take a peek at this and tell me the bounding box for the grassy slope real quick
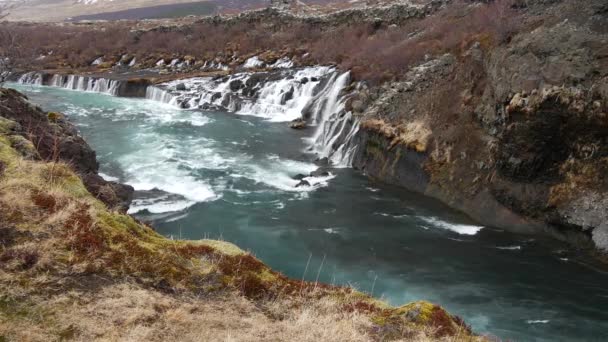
[0,88,481,341]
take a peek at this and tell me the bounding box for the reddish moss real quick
[64,204,104,256]
[175,244,215,259]
[235,272,269,299]
[31,191,57,213]
[218,254,265,276]
[429,305,456,337]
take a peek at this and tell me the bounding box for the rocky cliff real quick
[0,88,133,210]
[348,0,608,255]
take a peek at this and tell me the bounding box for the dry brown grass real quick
[1,282,477,342]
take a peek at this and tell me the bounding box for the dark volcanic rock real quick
[289,118,307,129]
[0,88,134,211]
[310,169,330,177]
[295,179,311,188]
[293,173,307,180]
[229,79,244,92]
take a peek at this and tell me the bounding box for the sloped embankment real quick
[0,88,481,341]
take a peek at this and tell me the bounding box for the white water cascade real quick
[18,72,122,96]
[145,67,361,166]
[18,67,362,167]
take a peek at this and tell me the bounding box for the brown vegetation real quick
[7,0,522,84]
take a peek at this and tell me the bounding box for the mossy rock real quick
[372,301,470,338]
[8,135,38,159]
[47,112,63,122]
[0,117,18,134]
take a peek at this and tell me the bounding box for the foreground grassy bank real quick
[0,88,481,341]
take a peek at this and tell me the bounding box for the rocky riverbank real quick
[0,87,481,341]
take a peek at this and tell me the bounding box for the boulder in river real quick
[310,169,330,177]
[295,179,311,188]
[293,173,307,180]
[289,118,307,130]
[229,79,244,92]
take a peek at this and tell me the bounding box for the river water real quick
[10,83,608,342]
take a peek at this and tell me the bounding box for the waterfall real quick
[17,72,44,85]
[147,67,361,167]
[18,72,121,96]
[18,68,362,167]
[145,86,179,106]
[305,71,361,167]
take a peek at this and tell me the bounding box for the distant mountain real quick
[6,0,360,22]
[6,0,262,22]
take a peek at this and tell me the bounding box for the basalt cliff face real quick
[348,0,608,253]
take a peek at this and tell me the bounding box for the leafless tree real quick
[0,2,20,86]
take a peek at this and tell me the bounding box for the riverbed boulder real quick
[289,118,307,129]
[229,79,244,92]
[295,179,311,188]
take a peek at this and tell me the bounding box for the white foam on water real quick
[495,245,522,251]
[419,216,484,235]
[128,198,196,214]
[526,320,550,325]
[99,172,119,182]
[375,212,410,219]
[243,56,264,68]
[164,213,189,222]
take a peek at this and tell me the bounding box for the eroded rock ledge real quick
[0,88,133,210]
[348,0,608,255]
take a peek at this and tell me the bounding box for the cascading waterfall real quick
[147,67,361,166]
[19,72,121,96]
[17,72,44,85]
[19,68,362,167]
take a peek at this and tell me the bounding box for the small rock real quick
[295,180,311,188]
[175,83,186,91]
[315,157,329,166]
[293,174,307,180]
[229,79,244,92]
[289,118,307,130]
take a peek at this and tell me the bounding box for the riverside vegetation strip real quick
[0,88,481,341]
